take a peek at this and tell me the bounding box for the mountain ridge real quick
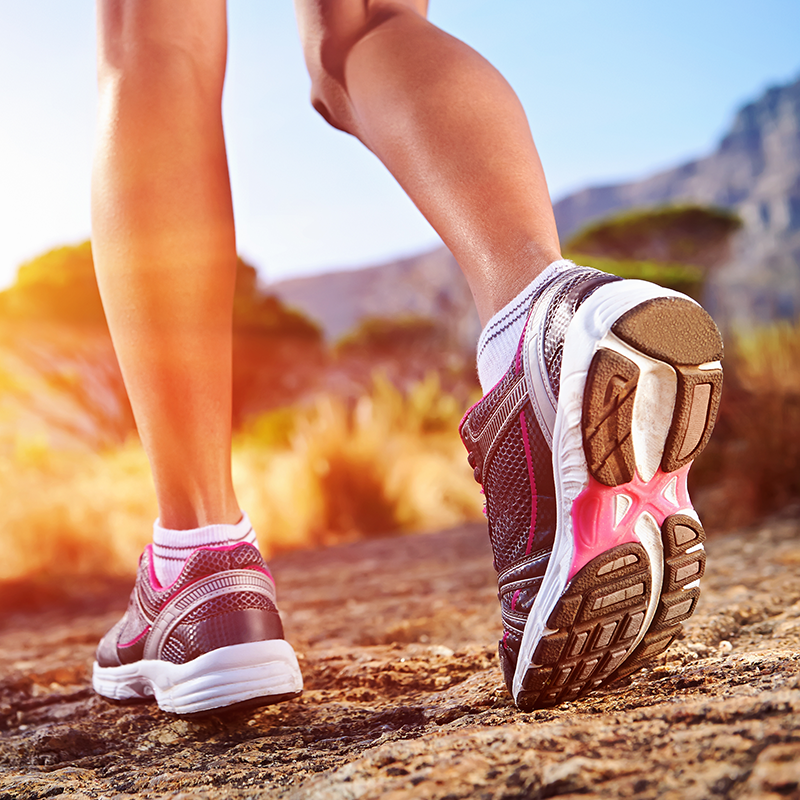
[271,74,800,334]
[270,246,480,352]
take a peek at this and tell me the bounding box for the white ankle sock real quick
[476,259,574,393]
[152,512,258,587]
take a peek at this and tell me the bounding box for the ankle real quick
[156,495,242,531]
[476,259,575,392]
[151,512,258,587]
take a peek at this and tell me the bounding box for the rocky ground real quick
[1,517,799,800]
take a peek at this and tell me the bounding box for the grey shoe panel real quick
[161,608,285,665]
[96,543,284,669]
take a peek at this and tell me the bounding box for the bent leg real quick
[92,0,240,529]
[295,0,561,325]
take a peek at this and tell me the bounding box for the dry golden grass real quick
[0,374,483,581]
[733,321,800,393]
[691,320,800,530]
[6,316,798,583]
[235,374,482,552]
[0,437,156,581]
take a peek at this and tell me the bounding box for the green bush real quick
[563,252,704,299]
[566,204,742,267]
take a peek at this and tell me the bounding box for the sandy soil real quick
[1,517,799,800]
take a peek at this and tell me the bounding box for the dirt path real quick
[1,518,799,800]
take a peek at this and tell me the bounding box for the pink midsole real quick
[569,464,692,581]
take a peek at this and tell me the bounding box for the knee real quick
[96,0,227,104]
[296,0,427,134]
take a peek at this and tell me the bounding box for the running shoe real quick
[93,543,303,715]
[460,265,723,710]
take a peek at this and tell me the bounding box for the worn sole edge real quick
[516,510,706,708]
[517,541,653,708]
[93,639,303,715]
[512,279,690,702]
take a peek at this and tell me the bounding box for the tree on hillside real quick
[336,315,444,357]
[563,205,743,301]
[566,205,742,269]
[233,259,321,340]
[332,315,477,400]
[0,242,106,326]
[231,259,325,425]
[0,242,326,435]
[0,243,323,340]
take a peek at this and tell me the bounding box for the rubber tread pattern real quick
[662,365,723,472]
[611,297,724,365]
[516,543,651,710]
[606,514,706,683]
[582,349,639,486]
[608,297,723,473]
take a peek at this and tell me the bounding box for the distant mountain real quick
[270,247,481,353]
[555,76,800,325]
[273,75,800,335]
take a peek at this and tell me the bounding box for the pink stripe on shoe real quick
[119,625,151,649]
[519,412,538,555]
[514,329,525,374]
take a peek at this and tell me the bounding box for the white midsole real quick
[512,280,690,701]
[93,639,303,715]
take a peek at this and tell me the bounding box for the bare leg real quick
[90,1,305,715]
[295,2,726,717]
[92,0,240,529]
[295,0,562,325]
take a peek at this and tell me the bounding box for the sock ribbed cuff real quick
[476,259,574,393]
[152,512,258,587]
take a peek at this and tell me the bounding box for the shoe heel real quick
[154,640,304,715]
[612,296,724,473]
[662,363,723,472]
[582,296,723,486]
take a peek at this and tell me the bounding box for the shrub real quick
[234,374,483,552]
[566,205,742,268]
[691,321,800,529]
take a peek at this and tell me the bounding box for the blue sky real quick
[0,1,798,289]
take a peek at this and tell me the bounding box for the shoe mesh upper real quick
[542,269,620,398]
[483,414,531,570]
[99,543,281,667]
[468,369,518,434]
[118,595,150,646]
[483,407,555,572]
[181,590,275,624]
[460,266,620,683]
[136,544,269,619]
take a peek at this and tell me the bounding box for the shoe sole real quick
[92,639,303,715]
[513,281,723,709]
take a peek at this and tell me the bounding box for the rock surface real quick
[1,518,799,800]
